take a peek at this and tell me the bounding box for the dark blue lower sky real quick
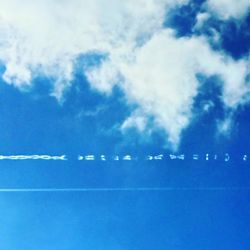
[0,160,250,250]
[1,189,250,250]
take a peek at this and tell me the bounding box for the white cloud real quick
[89,29,249,147]
[0,0,186,96]
[206,0,250,19]
[0,0,249,149]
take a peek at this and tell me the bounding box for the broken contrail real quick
[0,155,67,160]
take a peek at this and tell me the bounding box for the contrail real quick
[0,155,67,160]
[0,187,250,192]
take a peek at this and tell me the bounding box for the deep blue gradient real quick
[0,189,250,250]
[0,160,250,250]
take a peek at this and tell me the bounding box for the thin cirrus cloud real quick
[0,0,249,149]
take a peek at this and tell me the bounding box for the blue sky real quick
[0,0,250,249]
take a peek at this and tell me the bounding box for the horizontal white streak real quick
[0,187,249,192]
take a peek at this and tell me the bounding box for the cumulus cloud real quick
[206,0,250,19]
[0,0,249,149]
[0,0,185,94]
[90,29,249,147]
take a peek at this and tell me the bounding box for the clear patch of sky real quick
[0,190,249,250]
[0,77,127,155]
